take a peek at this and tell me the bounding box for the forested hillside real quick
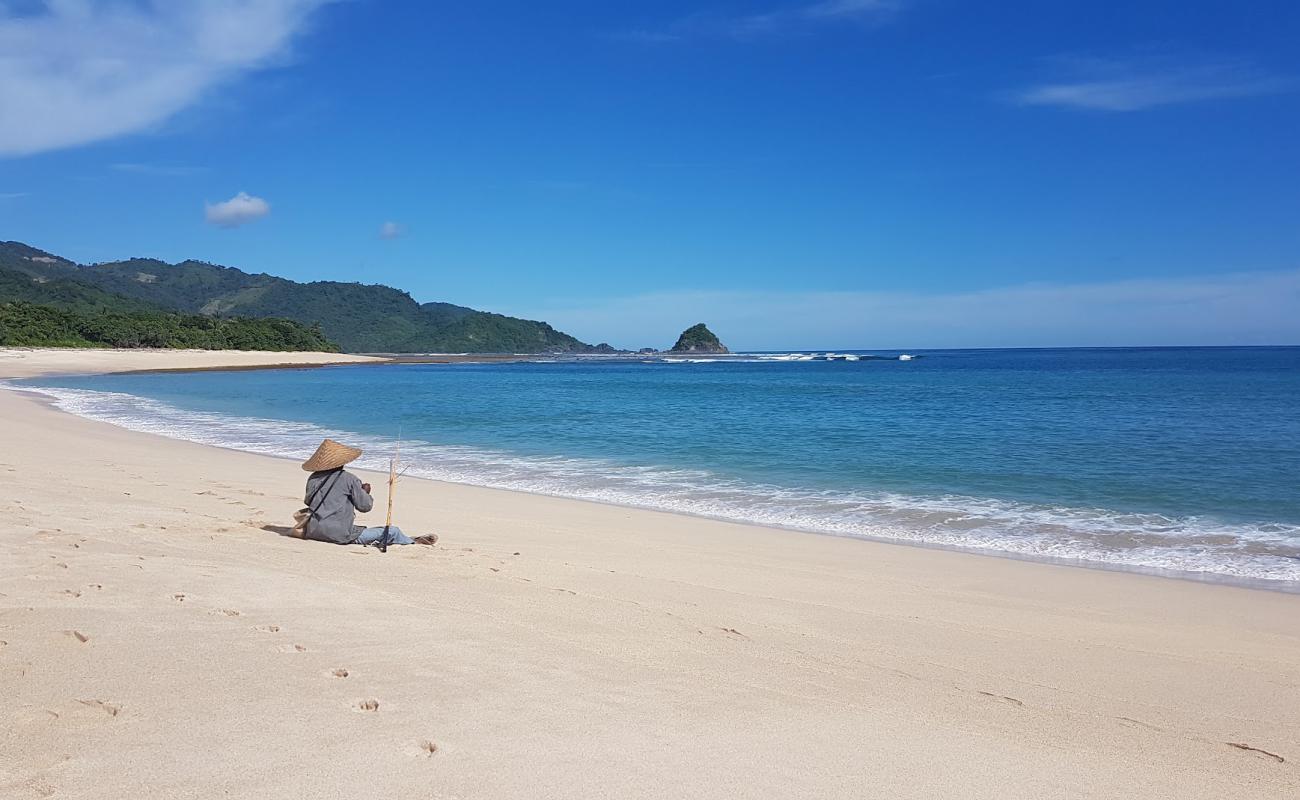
[0,241,602,353]
[0,301,337,351]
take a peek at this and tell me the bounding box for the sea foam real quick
[16,382,1300,586]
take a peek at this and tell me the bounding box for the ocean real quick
[15,347,1300,587]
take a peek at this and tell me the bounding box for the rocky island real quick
[669,323,729,354]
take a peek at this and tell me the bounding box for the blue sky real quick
[1,0,1298,349]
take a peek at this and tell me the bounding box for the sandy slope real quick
[0,350,1297,799]
[0,347,382,379]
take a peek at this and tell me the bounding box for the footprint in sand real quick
[1117,716,1163,732]
[1227,742,1285,763]
[277,643,308,653]
[330,668,349,678]
[417,741,439,757]
[172,593,186,603]
[61,589,82,598]
[977,691,1025,708]
[253,624,281,633]
[354,699,380,712]
[213,609,241,618]
[64,630,89,643]
[77,699,120,718]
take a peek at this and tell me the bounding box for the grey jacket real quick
[303,469,373,544]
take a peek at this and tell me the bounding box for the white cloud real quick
[205,191,270,227]
[0,0,335,157]
[620,0,901,43]
[1012,56,1291,111]
[508,269,1300,351]
[379,221,405,240]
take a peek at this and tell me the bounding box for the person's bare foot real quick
[414,534,438,546]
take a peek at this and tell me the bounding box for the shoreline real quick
[15,377,1300,595]
[9,348,1299,592]
[0,347,389,379]
[2,349,1298,798]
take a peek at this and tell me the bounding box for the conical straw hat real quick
[302,439,362,472]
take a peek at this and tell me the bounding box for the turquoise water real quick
[18,347,1300,585]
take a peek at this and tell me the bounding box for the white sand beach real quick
[1,349,1297,799]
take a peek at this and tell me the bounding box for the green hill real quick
[0,241,79,280]
[0,242,337,351]
[0,241,605,353]
[0,264,161,314]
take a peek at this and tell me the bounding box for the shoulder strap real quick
[307,470,344,516]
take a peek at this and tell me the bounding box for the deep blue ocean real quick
[17,347,1300,586]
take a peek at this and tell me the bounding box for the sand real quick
[1,349,1297,799]
[0,347,383,379]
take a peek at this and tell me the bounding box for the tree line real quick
[0,301,338,351]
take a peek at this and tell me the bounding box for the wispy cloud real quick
[510,269,1300,350]
[0,191,27,200]
[0,1,336,157]
[378,221,405,240]
[619,0,902,43]
[205,191,270,228]
[803,0,900,20]
[110,162,209,177]
[1011,55,1292,111]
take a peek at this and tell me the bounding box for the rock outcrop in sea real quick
[669,323,729,354]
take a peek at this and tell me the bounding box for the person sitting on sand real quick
[299,439,436,546]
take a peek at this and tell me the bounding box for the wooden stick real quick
[378,435,400,552]
[385,437,401,529]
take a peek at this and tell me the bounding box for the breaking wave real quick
[16,382,1300,587]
